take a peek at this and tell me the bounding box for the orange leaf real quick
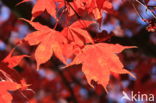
[17,0,57,20]
[22,19,67,70]
[0,81,21,103]
[34,34,54,70]
[61,20,94,46]
[69,43,136,92]
[2,49,28,68]
[31,0,57,20]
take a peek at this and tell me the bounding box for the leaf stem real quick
[53,66,78,103]
[67,2,81,19]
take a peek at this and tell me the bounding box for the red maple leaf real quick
[17,0,57,20]
[2,49,28,68]
[0,81,22,103]
[68,43,136,92]
[31,0,57,20]
[21,19,67,70]
[61,20,94,46]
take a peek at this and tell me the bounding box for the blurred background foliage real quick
[0,0,156,103]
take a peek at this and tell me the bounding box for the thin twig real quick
[135,0,156,19]
[131,0,145,22]
[67,2,81,19]
[53,66,78,103]
[54,9,65,29]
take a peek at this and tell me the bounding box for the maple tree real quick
[0,0,156,103]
